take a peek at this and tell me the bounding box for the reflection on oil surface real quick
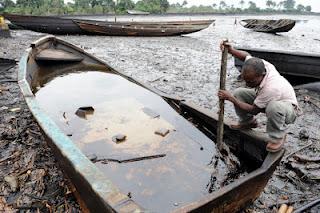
[35,71,230,212]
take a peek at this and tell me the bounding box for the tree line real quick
[0,0,313,15]
[169,0,312,13]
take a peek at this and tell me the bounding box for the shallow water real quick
[35,70,231,212]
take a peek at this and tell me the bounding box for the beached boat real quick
[3,13,88,35]
[73,19,214,36]
[240,19,296,33]
[233,47,320,80]
[19,35,283,212]
[127,10,150,15]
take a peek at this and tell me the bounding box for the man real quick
[218,42,299,152]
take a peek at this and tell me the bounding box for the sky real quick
[172,0,320,12]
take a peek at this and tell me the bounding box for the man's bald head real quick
[242,57,266,76]
[241,57,266,88]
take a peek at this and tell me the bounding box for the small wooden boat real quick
[233,47,320,80]
[73,19,214,36]
[3,13,87,34]
[240,19,295,33]
[19,35,283,212]
[127,10,150,15]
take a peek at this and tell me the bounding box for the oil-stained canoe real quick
[73,19,214,36]
[240,19,295,33]
[19,35,283,212]
[3,13,87,35]
[233,47,320,80]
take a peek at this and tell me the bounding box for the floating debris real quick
[112,133,127,143]
[86,153,98,161]
[155,128,170,137]
[75,106,94,119]
[92,154,166,164]
[142,107,160,118]
[62,112,69,125]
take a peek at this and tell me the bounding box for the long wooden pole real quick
[217,39,228,150]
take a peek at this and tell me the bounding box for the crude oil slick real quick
[35,70,244,212]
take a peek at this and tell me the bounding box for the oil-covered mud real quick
[1,14,320,212]
[0,57,80,210]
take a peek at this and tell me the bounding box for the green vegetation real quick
[0,0,314,15]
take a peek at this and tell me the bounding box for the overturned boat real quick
[240,19,295,33]
[73,19,214,36]
[19,35,283,212]
[233,47,320,80]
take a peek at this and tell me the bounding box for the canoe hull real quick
[3,13,86,35]
[240,19,295,33]
[19,36,283,212]
[74,19,213,36]
[234,47,320,80]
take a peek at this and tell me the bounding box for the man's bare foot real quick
[266,134,286,152]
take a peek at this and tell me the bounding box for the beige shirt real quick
[245,56,298,109]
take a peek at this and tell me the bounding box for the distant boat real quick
[73,19,214,36]
[127,10,150,15]
[240,19,296,33]
[3,13,87,34]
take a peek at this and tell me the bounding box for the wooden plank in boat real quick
[35,49,84,62]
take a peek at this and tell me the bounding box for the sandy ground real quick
[1,14,320,212]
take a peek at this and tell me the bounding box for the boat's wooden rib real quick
[240,19,296,33]
[73,19,213,36]
[19,35,284,212]
[233,47,320,80]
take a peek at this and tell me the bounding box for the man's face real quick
[242,68,264,88]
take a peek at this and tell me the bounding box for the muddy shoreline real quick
[1,14,320,212]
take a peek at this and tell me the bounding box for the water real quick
[35,70,230,212]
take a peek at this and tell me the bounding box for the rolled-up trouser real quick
[233,88,297,139]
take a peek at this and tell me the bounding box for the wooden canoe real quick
[127,10,150,15]
[73,19,214,36]
[3,13,89,35]
[19,35,283,212]
[233,47,320,80]
[240,19,295,33]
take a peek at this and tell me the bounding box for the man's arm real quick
[220,42,250,61]
[218,90,263,115]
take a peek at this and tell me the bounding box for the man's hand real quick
[220,41,233,53]
[218,90,235,102]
